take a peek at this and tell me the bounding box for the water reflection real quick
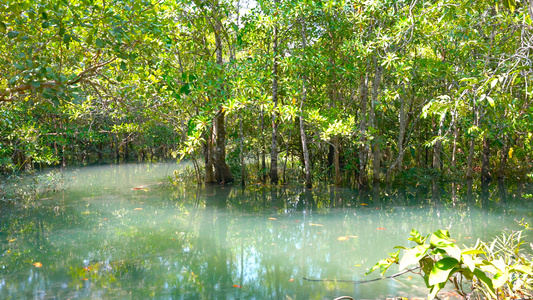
[1,163,532,299]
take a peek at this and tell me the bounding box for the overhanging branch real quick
[0,57,117,103]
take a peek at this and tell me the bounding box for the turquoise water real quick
[1,164,532,299]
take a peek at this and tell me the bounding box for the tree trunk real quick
[211,15,233,184]
[369,57,382,183]
[333,136,341,187]
[498,137,508,181]
[358,70,369,187]
[214,110,234,184]
[466,137,475,180]
[481,136,491,186]
[205,128,216,184]
[467,95,478,180]
[283,128,292,184]
[386,87,409,181]
[261,110,266,183]
[433,117,445,170]
[326,21,341,187]
[299,87,312,189]
[451,112,458,170]
[239,114,245,186]
[114,133,120,164]
[270,17,279,185]
[300,16,312,189]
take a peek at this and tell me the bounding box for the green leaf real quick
[510,264,533,275]
[96,38,104,48]
[461,249,485,255]
[430,230,453,247]
[13,63,25,70]
[8,75,19,84]
[428,281,446,300]
[42,21,50,28]
[86,34,93,45]
[441,244,462,261]
[486,96,495,107]
[120,61,127,71]
[490,78,498,89]
[7,30,20,38]
[399,245,429,270]
[502,0,516,12]
[420,257,434,277]
[428,257,458,286]
[408,228,427,245]
[473,268,496,298]
[492,258,507,272]
[366,250,400,276]
[63,34,71,44]
[461,254,476,272]
[0,22,7,33]
[31,81,41,88]
[480,262,499,275]
[492,272,508,288]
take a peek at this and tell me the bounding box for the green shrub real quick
[367,229,533,299]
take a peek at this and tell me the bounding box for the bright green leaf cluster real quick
[368,229,533,299]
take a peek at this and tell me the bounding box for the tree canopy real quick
[1,0,532,187]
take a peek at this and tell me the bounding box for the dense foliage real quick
[1,0,532,187]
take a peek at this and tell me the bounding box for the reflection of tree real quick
[1,178,532,299]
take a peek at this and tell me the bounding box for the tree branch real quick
[0,57,117,103]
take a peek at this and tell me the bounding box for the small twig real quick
[303,266,420,284]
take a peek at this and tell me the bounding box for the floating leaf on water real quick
[134,208,143,211]
[309,223,323,227]
[268,217,276,220]
[354,264,362,267]
[131,187,143,190]
[82,278,88,281]
[289,278,295,282]
[337,236,349,241]
[8,239,16,243]
[361,203,368,206]
[294,220,300,222]
[377,227,386,230]
[33,262,42,268]
[233,285,242,288]
[348,235,358,238]
[407,276,413,280]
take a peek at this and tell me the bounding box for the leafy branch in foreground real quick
[367,229,533,299]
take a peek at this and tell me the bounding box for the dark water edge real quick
[1,164,532,299]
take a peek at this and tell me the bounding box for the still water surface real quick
[1,163,532,299]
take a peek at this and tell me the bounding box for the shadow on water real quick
[1,164,533,299]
